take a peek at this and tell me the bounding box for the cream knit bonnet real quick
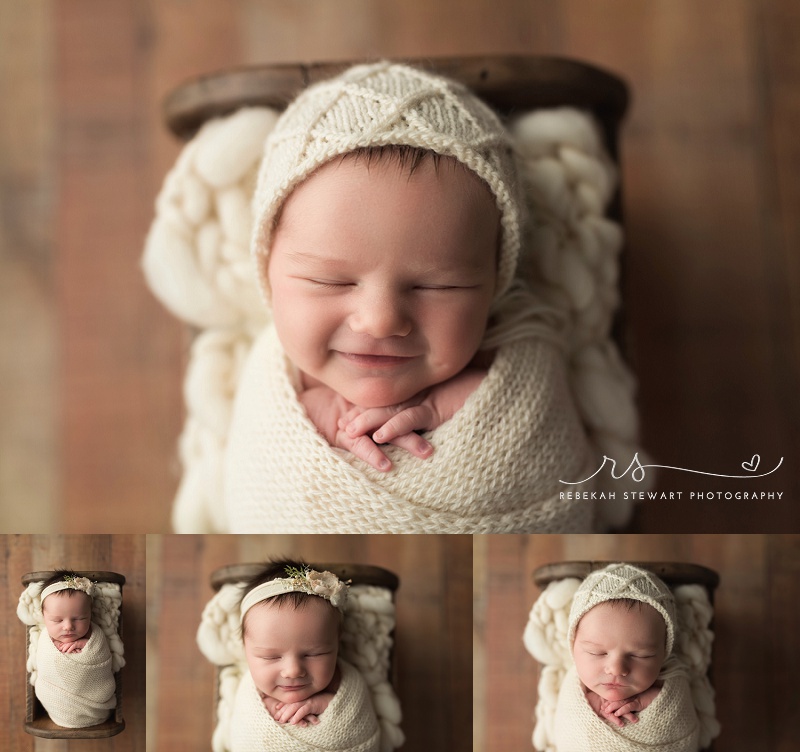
[567,563,677,656]
[250,60,525,304]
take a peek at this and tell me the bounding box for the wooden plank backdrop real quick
[0,535,146,752]
[473,534,800,752]
[147,534,472,752]
[0,0,798,532]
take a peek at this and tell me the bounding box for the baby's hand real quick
[267,693,334,727]
[57,638,88,654]
[339,369,486,470]
[600,686,661,727]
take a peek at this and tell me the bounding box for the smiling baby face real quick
[242,595,340,704]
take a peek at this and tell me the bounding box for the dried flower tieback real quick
[240,566,350,621]
[40,575,96,602]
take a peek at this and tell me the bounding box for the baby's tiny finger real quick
[391,432,433,459]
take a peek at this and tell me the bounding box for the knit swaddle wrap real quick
[230,660,380,752]
[34,625,116,728]
[553,665,699,752]
[224,324,595,533]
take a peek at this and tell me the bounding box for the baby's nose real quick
[281,657,305,678]
[349,290,411,339]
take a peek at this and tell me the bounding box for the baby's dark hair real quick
[239,558,341,638]
[607,598,647,612]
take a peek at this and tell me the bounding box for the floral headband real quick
[40,575,96,602]
[240,566,349,621]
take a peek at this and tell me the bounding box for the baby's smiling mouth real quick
[337,352,415,367]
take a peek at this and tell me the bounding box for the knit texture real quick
[251,61,523,302]
[33,625,116,728]
[230,660,380,752]
[567,564,677,655]
[223,324,596,533]
[553,665,699,752]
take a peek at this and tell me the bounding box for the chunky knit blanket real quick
[223,324,595,533]
[34,625,116,728]
[553,666,699,752]
[229,660,380,752]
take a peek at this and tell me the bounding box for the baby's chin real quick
[54,633,88,643]
[593,683,639,702]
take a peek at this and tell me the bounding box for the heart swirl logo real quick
[742,454,760,472]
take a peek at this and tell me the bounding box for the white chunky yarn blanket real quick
[230,660,379,752]
[17,579,124,728]
[523,578,720,751]
[143,98,652,533]
[33,625,117,728]
[224,326,595,533]
[197,582,404,752]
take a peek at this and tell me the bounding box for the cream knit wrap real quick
[230,660,380,752]
[224,324,595,533]
[33,625,116,728]
[553,665,699,752]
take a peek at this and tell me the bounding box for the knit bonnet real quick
[567,563,677,656]
[250,60,525,303]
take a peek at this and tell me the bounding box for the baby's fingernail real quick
[373,430,384,442]
[419,440,432,455]
[378,459,390,471]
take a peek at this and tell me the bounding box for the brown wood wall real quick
[0,1,797,532]
[474,534,800,752]
[0,535,146,752]
[147,534,472,752]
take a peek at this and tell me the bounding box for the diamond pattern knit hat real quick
[250,60,524,303]
[567,563,677,656]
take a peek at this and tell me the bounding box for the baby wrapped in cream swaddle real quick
[144,61,653,534]
[18,573,121,729]
[231,659,379,752]
[223,61,598,533]
[553,564,700,752]
[34,622,116,728]
[220,562,392,752]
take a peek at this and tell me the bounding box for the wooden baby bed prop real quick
[21,570,126,740]
[163,55,629,155]
[532,560,719,752]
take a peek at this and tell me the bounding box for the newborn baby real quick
[553,563,700,752]
[224,61,594,533]
[230,561,379,751]
[34,572,116,728]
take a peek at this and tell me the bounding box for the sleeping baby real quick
[35,571,116,728]
[224,61,595,533]
[554,563,700,751]
[230,561,379,752]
